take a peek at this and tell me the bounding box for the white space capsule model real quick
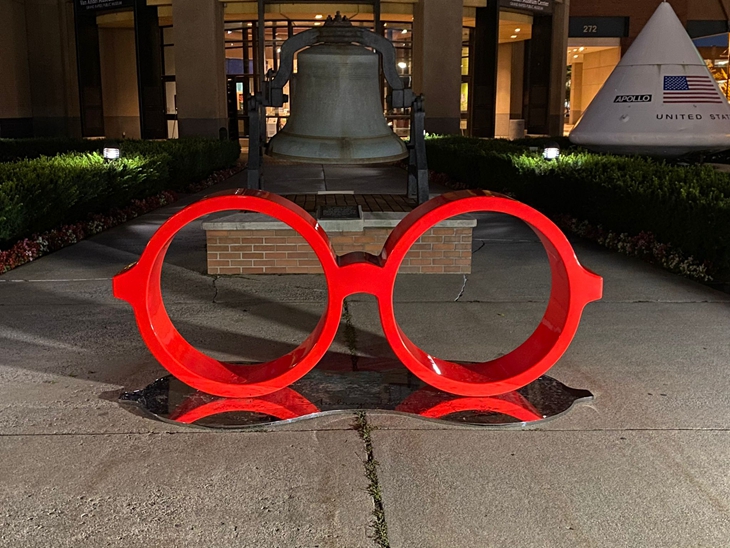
[569,1,730,156]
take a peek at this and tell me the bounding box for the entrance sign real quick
[500,0,553,15]
[113,189,602,399]
[570,2,730,156]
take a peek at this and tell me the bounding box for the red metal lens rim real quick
[377,190,603,397]
[112,190,342,398]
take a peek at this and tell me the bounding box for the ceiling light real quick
[579,47,585,52]
[515,28,521,32]
[315,14,323,19]
[573,54,579,58]
[510,35,517,39]
[401,29,408,34]
[398,61,407,69]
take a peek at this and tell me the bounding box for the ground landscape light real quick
[103,147,120,161]
[543,142,560,160]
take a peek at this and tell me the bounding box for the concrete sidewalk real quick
[1,163,729,547]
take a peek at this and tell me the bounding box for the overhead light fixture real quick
[515,28,521,32]
[579,47,585,52]
[314,22,321,26]
[510,35,517,39]
[401,29,408,34]
[398,61,407,69]
[573,54,579,58]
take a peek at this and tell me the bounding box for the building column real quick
[172,0,227,138]
[548,0,569,136]
[99,27,141,139]
[468,1,499,137]
[24,0,81,137]
[495,43,513,138]
[569,61,583,125]
[412,0,463,135]
[510,40,525,122]
[0,0,33,137]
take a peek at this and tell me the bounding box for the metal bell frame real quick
[246,12,429,204]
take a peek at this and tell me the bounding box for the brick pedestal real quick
[203,211,476,275]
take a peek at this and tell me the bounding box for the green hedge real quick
[0,138,105,163]
[0,138,240,246]
[0,137,241,185]
[120,139,241,187]
[426,135,730,275]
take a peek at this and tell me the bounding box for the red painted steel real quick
[113,188,602,398]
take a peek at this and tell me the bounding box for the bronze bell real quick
[267,43,408,164]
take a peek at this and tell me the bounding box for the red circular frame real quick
[113,189,602,398]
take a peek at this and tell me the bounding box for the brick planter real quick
[203,211,476,275]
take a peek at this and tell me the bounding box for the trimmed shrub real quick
[0,153,169,245]
[0,138,241,187]
[121,139,241,188]
[0,138,241,246]
[0,138,105,163]
[426,135,730,275]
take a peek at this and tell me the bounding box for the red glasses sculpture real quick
[113,189,602,399]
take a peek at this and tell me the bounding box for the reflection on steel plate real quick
[119,358,592,429]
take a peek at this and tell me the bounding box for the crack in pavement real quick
[353,411,390,548]
[454,275,468,302]
[211,276,220,303]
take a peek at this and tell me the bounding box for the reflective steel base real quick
[119,358,593,429]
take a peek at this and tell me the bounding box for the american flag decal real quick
[663,75,723,104]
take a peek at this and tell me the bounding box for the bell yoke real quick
[113,189,603,399]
